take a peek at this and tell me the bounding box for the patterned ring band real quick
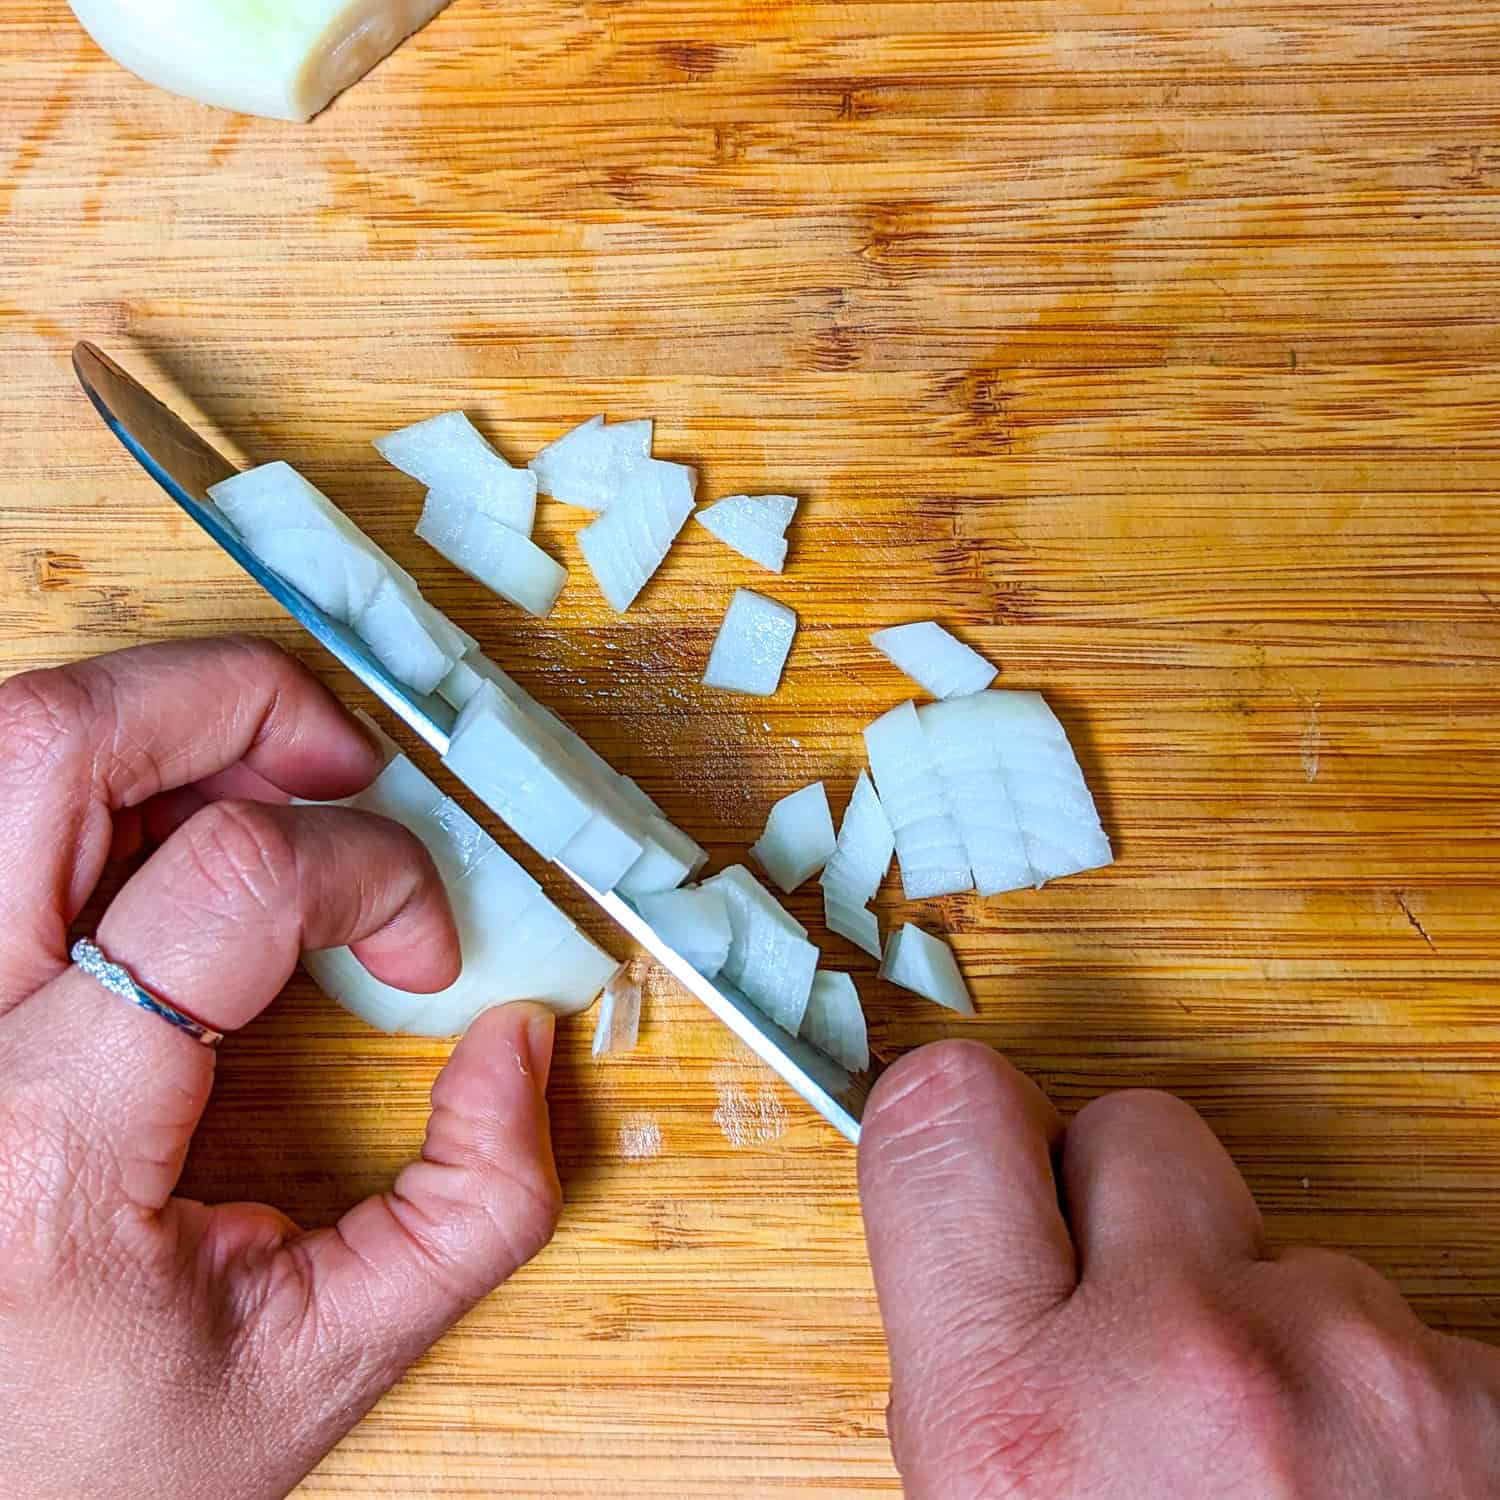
[70,937,225,1049]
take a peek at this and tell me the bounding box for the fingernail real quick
[521,1005,555,1093]
[351,707,394,768]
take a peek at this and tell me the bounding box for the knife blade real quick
[72,341,876,1142]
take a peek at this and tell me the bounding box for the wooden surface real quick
[4,1,1500,1492]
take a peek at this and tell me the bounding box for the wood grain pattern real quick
[3,1,1499,1492]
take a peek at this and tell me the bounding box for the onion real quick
[438,651,705,895]
[701,865,817,1034]
[702,588,798,697]
[879,923,974,1015]
[376,412,538,536]
[442,681,593,859]
[301,748,617,1036]
[863,700,972,899]
[250,526,385,622]
[633,885,732,979]
[750,781,836,894]
[871,621,997,700]
[558,808,645,894]
[801,971,869,1072]
[576,461,697,612]
[918,695,1031,897]
[68,0,453,121]
[591,970,643,1057]
[694,494,798,573]
[416,489,566,618]
[529,416,655,510]
[819,770,894,958]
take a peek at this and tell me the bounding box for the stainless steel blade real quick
[73,341,876,1142]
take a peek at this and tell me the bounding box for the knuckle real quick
[175,798,298,920]
[0,667,94,780]
[864,1039,1009,1143]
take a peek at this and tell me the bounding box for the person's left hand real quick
[0,636,563,1500]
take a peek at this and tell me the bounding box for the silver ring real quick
[70,938,225,1049]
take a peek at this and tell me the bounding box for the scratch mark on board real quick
[1395,893,1437,953]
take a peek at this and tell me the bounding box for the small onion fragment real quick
[376,411,538,535]
[800,971,869,1072]
[633,885,732,978]
[879,923,975,1015]
[576,461,697,612]
[702,865,817,1034]
[871,621,998,700]
[592,970,643,1058]
[702,588,797,697]
[694,493,799,573]
[750,781,836,894]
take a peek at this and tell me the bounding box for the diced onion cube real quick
[375,411,538,535]
[702,865,817,1033]
[529,415,655,510]
[880,923,975,1015]
[702,588,797,697]
[634,884,732,978]
[871,621,998,700]
[592,970,643,1057]
[694,493,798,573]
[800,971,869,1072]
[576,460,697,612]
[750,781,836,894]
[416,489,566,617]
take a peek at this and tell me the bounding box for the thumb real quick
[857,1041,1077,1489]
[255,1002,561,1388]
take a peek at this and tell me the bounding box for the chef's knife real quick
[72,341,875,1142]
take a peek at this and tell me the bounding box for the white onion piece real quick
[591,971,642,1058]
[820,770,895,906]
[702,588,797,697]
[980,691,1112,885]
[872,621,998,700]
[863,701,972,899]
[633,885,732,978]
[416,489,566,617]
[918,696,1031,897]
[440,652,705,894]
[576,461,697,612]
[880,923,975,1015]
[250,526,385,622]
[694,494,798,573]
[210,460,378,557]
[702,865,817,1033]
[529,415,655,510]
[750,781,836,894]
[801,971,869,1072]
[355,575,458,695]
[376,412,538,535]
[442,681,592,859]
[67,0,453,121]
[822,890,882,959]
[559,809,645,894]
[351,707,402,764]
[302,945,427,1033]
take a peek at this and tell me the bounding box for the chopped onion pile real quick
[800,971,869,1072]
[872,621,997,700]
[820,770,895,958]
[702,588,798,697]
[67,0,453,122]
[879,924,974,1015]
[633,885,732,979]
[592,970,643,1058]
[529,416,654,510]
[694,493,799,573]
[301,749,618,1035]
[750,781,836,894]
[863,699,973,900]
[702,865,818,1034]
[209,461,464,694]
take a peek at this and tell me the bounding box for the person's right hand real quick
[858,1041,1500,1498]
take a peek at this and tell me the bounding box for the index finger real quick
[0,634,382,1001]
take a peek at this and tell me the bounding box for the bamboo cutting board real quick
[3,1,1500,1493]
